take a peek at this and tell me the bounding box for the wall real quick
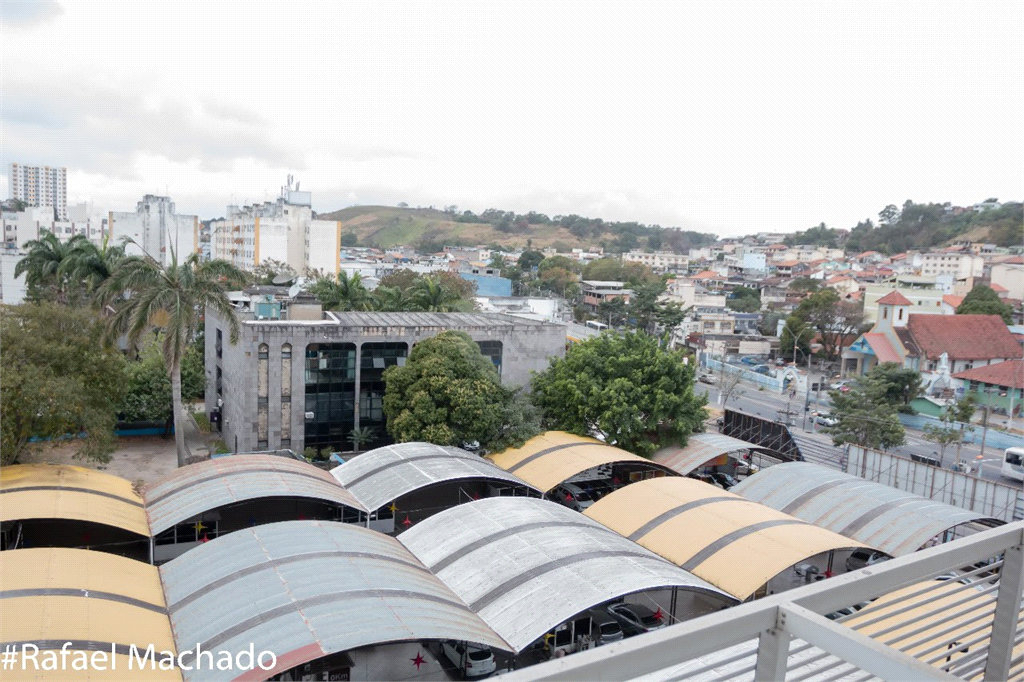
[846,446,1023,522]
[704,356,785,392]
[897,412,1022,451]
[0,252,28,304]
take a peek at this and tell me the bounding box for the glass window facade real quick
[477,340,503,379]
[359,343,408,450]
[304,343,357,453]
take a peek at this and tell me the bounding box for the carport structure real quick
[399,496,734,651]
[487,431,676,493]
[653,433,778,476]
[331,442,541,528]
[583,477,868,601]
[0,464,150,560]
[0,547,181,681]
[732,462,1003,556]
[160,520,513,682]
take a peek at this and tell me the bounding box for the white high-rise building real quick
[8,163,68,220]
[109,195,198,266]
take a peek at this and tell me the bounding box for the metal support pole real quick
[982,544,1024,681]
[978,388,990,459]
[753,613,791,682]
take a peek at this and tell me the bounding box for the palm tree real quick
[370,284,409,312]
[409,275,470,312]
[307,271,372,311]
[58,235,126,294]
[14,230,89,303]
[98,249,246,466]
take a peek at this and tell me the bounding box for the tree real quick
[531,331,708,457]
[538,255,582,275]
[14,230,90,304]
[488,253,507,270]
[1,304,128,465]
[956,285,1014,324]
[870,362,924,412]
[824,373,906,451]
[382,331,539,450]
[57,235,127,295]
[252,259,297,285]
[788,277,820,294]
[879,204,901,226]
[340,232,359,247]
[793,288,865,362]
[348,426,377,451]
[627,280,668,333]
[726,286,761,313]
[306,271,372,311]
[779,315,812,362]
[538,267,580,298]
[98,250,246,466]
[120,337,205,423]
[370,285,410,312]
[517,250,545,272]
[409,275,475,312]
[597,297,628,327]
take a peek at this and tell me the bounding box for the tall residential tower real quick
[8,163,68,220]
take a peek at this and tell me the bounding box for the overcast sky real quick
[2,1,1021,236]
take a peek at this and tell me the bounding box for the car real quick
[441,641,497,679]
[708,472,739,489]
[687,472,725,489]
[606,603,667,636]
[586,608,625,645]
[829,380,853,392]
[845,549,888,572]
[548,482,595,511]
[698,374,718,385]
[811,412,839,427]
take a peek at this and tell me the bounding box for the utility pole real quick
[979,387,991,459]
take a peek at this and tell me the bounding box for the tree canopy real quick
[119,337,205,424]
[956,285,1014,324]
[1,304,128,465]
[382,331,539,451]
[870,362,924,412]
[791,288,866,361]
[531,331,707,457]
[823,368,906,451]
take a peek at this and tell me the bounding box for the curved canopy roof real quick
[584,477,866,600]
[0,548,179,681]
[487,431,674,492]
[731,462,1001,556]
[144,455,366,534]
[332,442,539,511]
[160,520,510,682]
[0,464,150,537]
[399,497,732,651]
[653,433,767,476]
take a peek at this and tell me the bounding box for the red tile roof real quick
[942,295,964,308]
[877,290,913,305]
[692,270,725,280]
[906,314,1024,361]
[990,283,1008,293]
[863,333,903,364]
[951,359,1024,389]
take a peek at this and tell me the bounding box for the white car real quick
[845,550,888,572]
[812,412,839,427]
[698,374,718,385]
[441,641,497,679]
[829,380,853,392]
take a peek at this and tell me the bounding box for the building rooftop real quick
[876,290,913,306]
[906,314,1023,361]
[951,358,1024,388]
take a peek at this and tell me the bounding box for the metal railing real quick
[503,521,1024,681]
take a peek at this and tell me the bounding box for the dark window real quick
[359,343,408,449]
[304,343,357,452]
[477,340,503,378]
[216,329,223,359]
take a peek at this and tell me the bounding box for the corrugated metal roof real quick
[731,462,999,556]
[399,497,733,652]
[653,433,766,476]
[331,442,540,511]
[0,548,180,682]
[321,311,550,329]
[160,520,511,682]
[0,464,150,537]
[144,455,366,534]
[487,431,672,492]
[583,478,866,600]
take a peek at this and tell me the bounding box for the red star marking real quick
[471,492,480,500]
[612,477,621,485]
[200,534,210,543]
[653,608,663,621]
[565,493,573,501]
[411,652,425,669]
[403,515,412,527]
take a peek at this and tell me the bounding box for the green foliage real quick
[779,315,812,361]
[956,285,1014,324]
[841,201,1023,253]
[14,230,95,304]
[792,288,865,361]
[824,373,906,451]
[193,411,211,433]
[382,331,540,451]
[251,258,297,285]
[580,258,658,286]
[119,338,205,423]
[788,277,820,294]
[537,267,580,298]
[869,362,924,410]
[348,426,377,451]
[726,286,761,313]
[531,331,707,457]
[340,232,359,247]
[373,269,476,312]
[517,250,545,272]
[306,271,372,311]
[783,222,838,248]
[1,304,127,465]
[538,255,582,275]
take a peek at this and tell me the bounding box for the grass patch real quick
[193,412,211,433]
[210,439,231,455]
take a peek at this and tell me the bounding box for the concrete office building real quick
[8,163,67,220]
[109,195,198,266]
[205,305,566,454]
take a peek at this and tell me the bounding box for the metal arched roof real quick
[332,442,540,511]
[486,431,675,492]
[144,455,366,534]
[160,520,510,682]
[583,477,867,600]
[0,464,150,537]
[399,497,733,651]
[0,548,179,681]
[653,433,769,476]
[731,462,1001,556]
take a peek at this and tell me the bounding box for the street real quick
[696,378,1017,484]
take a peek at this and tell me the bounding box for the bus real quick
[1001,447,1024,482]
[585,320,609,331]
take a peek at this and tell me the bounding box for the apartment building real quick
[622,250,689,274]
[109,195,198,266]
[920,251,984,279]
[8,163,67,220]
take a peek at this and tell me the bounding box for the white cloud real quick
[1,1,1021,235]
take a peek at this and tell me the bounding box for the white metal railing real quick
[503,521,1024,681]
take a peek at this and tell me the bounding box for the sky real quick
[1,1,1021,237]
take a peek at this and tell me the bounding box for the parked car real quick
[606,603,666,636]
[548,482,595,511]
[845,549,888,572]
[699,373,718,385]
[587,608,625,645]
[811,412,839,427]
[687,472,725,489]
[829,380,853,392]
[441,641,497,679]
[708,472,739,489]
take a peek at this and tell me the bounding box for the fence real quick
[898,413,1022,451]
[704,357,785,393]
[846,445,1024,522]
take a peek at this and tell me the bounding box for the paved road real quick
[696,378,1017,484]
